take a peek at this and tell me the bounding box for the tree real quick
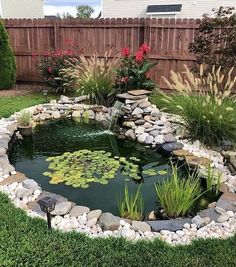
[0,21,16,89]
[189,7,236,72]
[56,12,74,19]
[76,5,94,19]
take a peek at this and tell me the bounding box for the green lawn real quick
[0,193,235,267]
[0,94,57,118]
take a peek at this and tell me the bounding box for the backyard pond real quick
[9,119,171,216]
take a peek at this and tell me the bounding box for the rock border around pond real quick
[0,93,235,245]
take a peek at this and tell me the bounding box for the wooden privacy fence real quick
[4,18,201,90]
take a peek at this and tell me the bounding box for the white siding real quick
[1,0,44,19]
[102,0,236,18]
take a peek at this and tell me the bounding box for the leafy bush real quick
[160,65,236,146]
[34,48,77,92]
[115,44,156,93]
[154,164,201,218]
[17,110,31,127]
[61,52,119,106]
[189,7,236,72]
[0,21,16,89]
[117,184,144,221]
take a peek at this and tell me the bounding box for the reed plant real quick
[159,65,236,146]
[61,52,120,106]
[117,184,144,221]
[204,163,221,194]
[154,164,201,218]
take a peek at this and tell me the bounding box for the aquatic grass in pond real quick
[43,149,142,188]
[117,184,144,221]
[154,164,202,218]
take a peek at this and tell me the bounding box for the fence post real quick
[53,20,60,50]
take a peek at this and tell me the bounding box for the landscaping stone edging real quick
[0,93,235,245]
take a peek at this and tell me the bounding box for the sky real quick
[44,0,101,17]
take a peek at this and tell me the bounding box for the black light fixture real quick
[37,196,56,230]
[43,89,48,103]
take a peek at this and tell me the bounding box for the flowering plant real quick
[34,42,78,92]
[115,44,156,93]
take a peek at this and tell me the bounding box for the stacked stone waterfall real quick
[117,90,177,148]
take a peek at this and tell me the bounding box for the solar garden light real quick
[37,197,56,230]
[43,89,48,103]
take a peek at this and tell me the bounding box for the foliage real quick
[60,52,119,106]
[0,21,16,89]
[160,65,236,146]
[189,7,236,72]
[204,163,221,194]
[154,164,201,218]
[43,150,142,188]
[0,193,236,267]
[34,47,78,92]
[17,110,31,127]
[117,184,144,221]
[76,5,94,18]
[115,44,156,93]
[56,12,74,19]
[0,93,57,118]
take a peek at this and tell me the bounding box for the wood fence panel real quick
[4,18,201,89]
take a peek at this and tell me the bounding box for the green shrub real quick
[117,184,144,221]
[160,65,236,146]
[35,49,78,92]
[17,110,31,126]
[0,21,16,89]
[154,164,201,218]
[61,52,119,106]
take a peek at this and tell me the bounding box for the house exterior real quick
[101,0,236,18]
[0,0,44,19]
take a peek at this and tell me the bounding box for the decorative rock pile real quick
[0,93,236,245]
[117,90,181,151]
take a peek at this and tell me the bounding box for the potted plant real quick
[17,110,32,136]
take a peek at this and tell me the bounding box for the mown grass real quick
[0,193,235,267]
[0,93,57,118]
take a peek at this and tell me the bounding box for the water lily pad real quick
[43,149,142,188]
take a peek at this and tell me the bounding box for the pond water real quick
[9,119,171,216]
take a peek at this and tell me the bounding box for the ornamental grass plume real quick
[160,65,236,146]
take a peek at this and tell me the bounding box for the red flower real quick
[140,43,150,53]
[121,47,130,57]
[135,50,144,62]
[121,76,129,84]
[48,67,53,73]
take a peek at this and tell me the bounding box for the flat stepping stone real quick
[117,93,147,100]
[216,192,236,212]
[128,90,151,96]
[69,205,90,217]
[197,208,220,222]
[173,149,193,157]
[185,155,210,168]
[0,172,26,186]
[131,221,151,232]
[161,142,184,153]
[147,218,192,232]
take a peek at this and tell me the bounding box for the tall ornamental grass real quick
[160,65,236,146]
[61,52,119,106]
[154,164,201,218]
